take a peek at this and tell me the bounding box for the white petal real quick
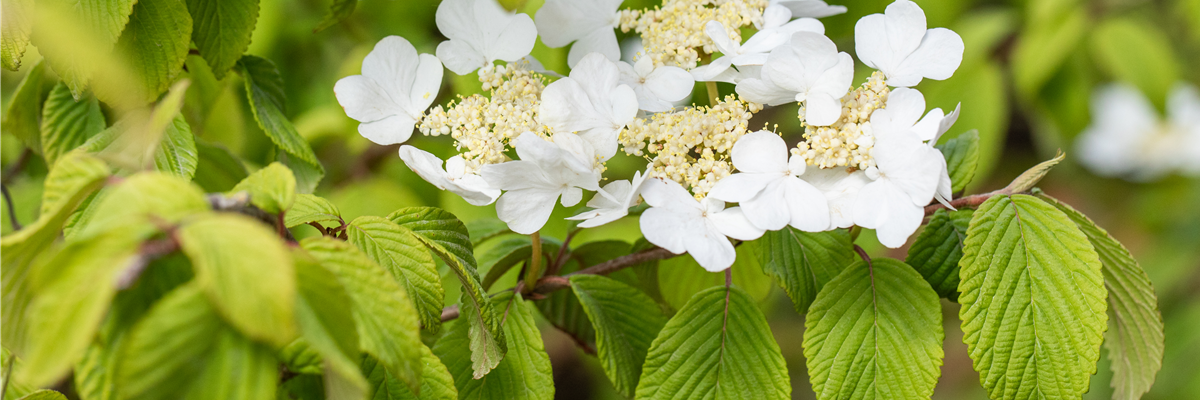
[540,79,610,134]
[640,178,699,210]
[709,206,765,241]
[804,91,843,126]
[730,130,789,173]
[859,0,927,76]
[854,181,924,248]
[933,103,961,144]
[571,208,627,228]
[707,173,778,203]
[735,77,796,105]
[398,145,450,189]
[410,54,444,113]
[588,180,632,209]
[561,186,584,207]
[740,179,791,230]
[690,56,735,82]
[762,5,792,29]
[912,107,944,142]
[333,75,404,124]
[871,87,926,138]
[436,39,488,75]
[361,36,420,113]
[445,155,467,178]
[783,178,830,232]
[481,160,548,191]
[777,0,847,18]
[874,136,942,206]
[780,18,826,35]
[640,207,697,254]
[803,168,868,229]
[496,188,561,234]
[809,52,855,104]
[449,174,501,206]
[687,223,739,272]
[762,32,840,94]
[634,55,655,76]
[705,21,739,56]
[484,13,537,62]
[534,0,622,47]
[644,66,694,103]
[357,115,416,145]
[567,29,621,67]
[889,27,964,87]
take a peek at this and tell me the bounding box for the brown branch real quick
[923,189,1009,216]
[441,305,460,322]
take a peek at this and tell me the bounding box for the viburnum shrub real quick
[0,0,1165,399]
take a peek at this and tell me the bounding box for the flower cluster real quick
[1076,83,1200,181]
[334,0,967,272]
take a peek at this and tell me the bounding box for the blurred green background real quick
[3,0,1199,398]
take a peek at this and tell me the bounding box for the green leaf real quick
[286,194,342,229]
[1036,193,1163,400]
[32,0,137,97]
[237,55,324,192]
[346,216,446,332]
[570,275,667,398]
[2,60,45,152]
[185,0,259,79]
[804,259,944,400]
[40,83,105,166]
[115,0,193,104]
[1012,5,1087,98]
[2,153,109,355]
[905,208,973,300]
[3,348,37,400]
[153,115,198,179]
[361,345,458,400]
[315,0,357,32]
[19,224,155,387]
[387,207,505,379]
[958,194,1107,400]
[292,252,368,400]
[1090,18,1181,109]
[301,237,424,393]
[757,228,854,314]
[479,236,535,290]
[230,162,297,214]
[1004,150,1065,194]
[635,286,790,399]
[177,213,297,347]
[434,293,553,400]
[0,0,33,70]
[280,339,324,375]
[658,243,774,310]
[70,172,208,239]
[934,129,980,193]
[465,218,512,246]
[192,139,249,192]
[534,240,628,354]
[16,390,67,400]
[116,285,277,400]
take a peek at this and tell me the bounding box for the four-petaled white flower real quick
[640,178,764,272]
[334,36,443,145]
[618,57,694,112]
[803,167,870,230]
[567,170,649,228]
[691,6,825,83]
[709,131,830,232]
[535,0,623,67]
[398,146,500,206]
[868,87,956,206]
[770,0,848,19]
[539,52,639,161]
[435,0,538,75]
[1077,83,1200,180]
[854,0,964,87]
[736,31,854,126]
[481,132,603,234]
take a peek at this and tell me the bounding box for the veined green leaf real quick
[658,243,773,310]
[361,345,458,400]
[70,172,208,239]
[192,139,249,192]
[434,293,553,400]
[346,216,445,332]
[186,0,259,79]
[570,275,667,398]
[280,339,324,375]
[479,236,535,291]
[293,251,368,400]
[40,83,106,165]
[286,194,342,229]
[959,195,1107,400]
[32,0,137,96]
[230,162,297,214]
[804,259,944,400]
[315,0,357,32]
[387,207,505,379]
[178,213,297,347]
[16,390,67,400]
[635,286,790,399]
[2,60,45,152]
[116,285,277,400]
[534,240,625,354]
[0,0,33,70]
[1036,193,1163,400]
[115,0,192,103]
[2,153,109,355]
[237,55,324,192]
[153,115,198,179]
[301,237,424,393]
[905,208,973,300]
[465,218,511,246]
[934,129,980,193]
[19,224,156,387]
[757,227,854,314]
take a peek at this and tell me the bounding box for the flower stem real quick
[706,81,720,107]
[523,231,543,293]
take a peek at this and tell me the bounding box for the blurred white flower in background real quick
[535,0,624,67]
[736,31,854,126]
[1077,83,1200,181]
[434,0,537,75]
[617,56,694,113]
[398,146,500,206]
[540,53,639,161]
[640,178,764,272]
[482,132,604,234]
[333,36,442,145]
[709,131,830,232]
[854,0,963,87]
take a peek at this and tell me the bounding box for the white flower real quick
[1076,83,1200,180]
[567,170,649,228]
[535,0,623,67]
[334,36,443,145]
[802,167,870,230]
[869,88,956,206]
[539,52,639,161]
[435,0,538,75]
[398,146,500,206]
[770,0,848,19]
[639,178,764,272]
[735,32,854,126]
[481,132,603,234]
[691,6,825,83]
[1169,84,1200,174]
[618,57,694,112]
[708,131,830,232]
[854,0,964,87]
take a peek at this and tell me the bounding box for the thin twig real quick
[1,148,31,186]
[2,184,21,231]
[923,189,1009,216]
[1,355,14,400]
[440,305,460,322]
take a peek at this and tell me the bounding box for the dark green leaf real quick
[346,216,445,332]
[959,195,1107,399]
[570,275,667,398]
[658,243,773,310]
[230,162,297,214]
[2,60,45,152]
[635,286,790,399]
[1,0,33,70]
[804,259,944,400]
[434,293,553,400]
[16,390,67,400]
[192,139,249,192]
[479,236,534,290]
[40,83,105,165]
[934,129,979,193]
[533,240,623,354]
[315,0,356,32]
[280,340,324,375]
[757,228,854,314]
[286,194,342,229]
[465,218,511,246]
[301,237,424,393]
[905,208,973,300]
[361,345,457,400]
[185,0,259,79]
[115,0,192,103]
[153,115,198,179]
[237,55,324,192]
[178,213,297,347]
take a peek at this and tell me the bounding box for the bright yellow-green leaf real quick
[346,216,444,331]
[2,60,45,152]
[434,293,552,400]
[40,83,106,166]
[0,0,34,70]
[231,162,297,214]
